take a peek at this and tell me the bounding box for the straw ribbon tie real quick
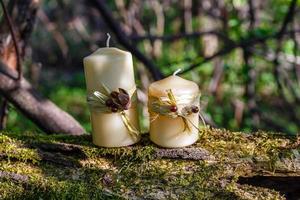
[87,83,140,139]
[149,89,206,133]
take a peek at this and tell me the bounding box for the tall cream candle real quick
[83,39,140,147]
[148,72,201,148]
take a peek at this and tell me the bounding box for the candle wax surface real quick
[149,75,199,97]
[84,47,140,147]
[84,48,136,94]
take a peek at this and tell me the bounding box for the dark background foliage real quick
[2,0,300,134]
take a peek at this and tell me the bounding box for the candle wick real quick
[173,69,182,76]
[106,33,111,47]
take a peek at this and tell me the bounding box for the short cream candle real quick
[83,36,140,147]
[148,72,201,148]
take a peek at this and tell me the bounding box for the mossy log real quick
[0,128,300,200]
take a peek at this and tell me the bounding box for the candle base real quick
[92,135,141,148]
[149,115,199,148]
[91,110,140,148]
[150,133,198,148]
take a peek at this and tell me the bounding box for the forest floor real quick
[0,128,300,199]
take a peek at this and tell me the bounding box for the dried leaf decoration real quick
[149,89,206,133]
[87,84,140,138]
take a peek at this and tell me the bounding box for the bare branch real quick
[0,0,22,80]
[248,0,255,29]
[178,28,300,76]
[242,0,259,128]
[130,30,229,43]
[0,99,8,129]
[176,42,237,75]
[277,0,297,38]
[183,0,193,33]
[273,0,298,103]
[0,62,85,135]
[89,0,164,80]
[0,0,24,130]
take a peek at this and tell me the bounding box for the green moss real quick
[1,128,298,199]
[0,134,40,163]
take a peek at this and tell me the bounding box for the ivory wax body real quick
[84,48,140,147]
[149,76,199,148]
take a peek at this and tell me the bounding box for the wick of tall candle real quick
[106,33,111,47]
[173,69,182,76]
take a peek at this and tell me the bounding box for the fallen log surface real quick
[0,128,299,199]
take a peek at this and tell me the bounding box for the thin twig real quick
[248,0,255,29]
[0,99,8,130]
[273,0,298,103]
[130,30,230,43]
[150,0,164,57]
[277,0,297,38]
[176,42,237,75]
[90,0,164,80]
[183,0,192,33]
[243,48,259,128]
[178,28,300,76]
[37,9,68,58]
[0,0,22,80]
[0,0,21,130]
[243,0,259,129]
[0,61,85,135]
[291,19,300,85]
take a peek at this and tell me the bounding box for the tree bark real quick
[0,62,85,135]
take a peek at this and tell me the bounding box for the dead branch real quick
[0,0,21,80]
[130,30,227,43]
[0,0,23,130]
[178,29,300,76]
[0,61,85,135]
[89,0,163,80]
[150,0,165,57]
[0,99,8,129]
[183,0,193,34]
[175,0,298,77]
[179,42,237,75]
[0,0,39,130]
[277,0,297,38]
[273,0,298,103]
[37,9,69,58]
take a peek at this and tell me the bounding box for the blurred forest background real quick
[0,0,300,135]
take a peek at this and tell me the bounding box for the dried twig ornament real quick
[149,89,206,133]
[87,84,140,139]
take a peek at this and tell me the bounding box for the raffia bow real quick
[149,89,206,133]
[87,84,140,139]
